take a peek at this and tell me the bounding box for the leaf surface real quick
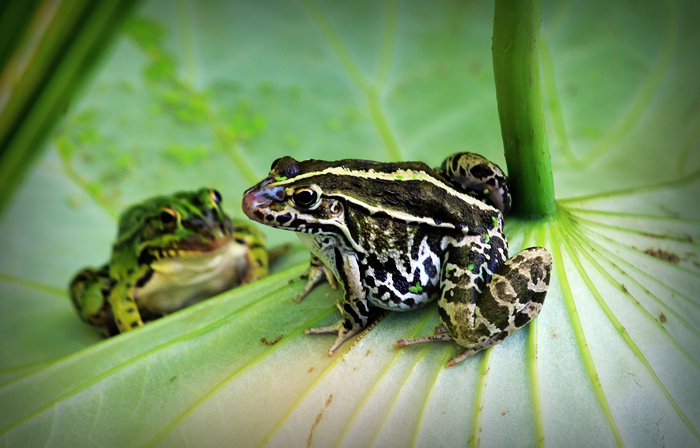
[0,0,699,446]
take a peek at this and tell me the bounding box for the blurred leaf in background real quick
[0,0,698,447]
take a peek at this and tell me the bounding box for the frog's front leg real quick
[108,280,144,333]
[397,246,552,367]
[304,253,369,356]
[295,254,338,302]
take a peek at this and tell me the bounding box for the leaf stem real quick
[492,0,556,218]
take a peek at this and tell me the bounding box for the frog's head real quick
[116,188,235,264]
[242,156,352,239]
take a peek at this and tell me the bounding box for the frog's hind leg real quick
[395,247,551,367]
[438,152,512,214]
[447,247,552,366]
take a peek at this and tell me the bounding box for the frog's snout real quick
[242,184,285,224]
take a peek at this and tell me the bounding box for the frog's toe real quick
[295,260,336,302]
[304,321,363,356]
[394,333,453,349]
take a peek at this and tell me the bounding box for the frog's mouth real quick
[242,183,286,225]
[139,234,234,265]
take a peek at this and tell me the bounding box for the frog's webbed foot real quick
[295,255,337,303]
[305,319,363,356]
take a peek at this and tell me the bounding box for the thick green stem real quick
[0,0,140,217]
[492,0,556,218]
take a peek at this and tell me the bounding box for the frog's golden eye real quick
[292,188,318,208]
[160,208,178,224]
[209,189,222,205]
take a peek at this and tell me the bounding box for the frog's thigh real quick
[108,283,144,332]
[455,247,552,351]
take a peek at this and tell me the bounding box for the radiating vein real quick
[0,272,67,298]
[0,271,312,435]
[551,224,624,447]
[410,349,453,448]
[561,221,700,442]
[569,227,700,369]
[567,212,700,244]
[576,224,700,284]
[570,225,700,341]
[299,0,402,161]
[376,0,398,88]
[256,315,371,448]
[337,309,434,447]
[142,306,338,448]
[469,345,492,448]
[530,223,548,448]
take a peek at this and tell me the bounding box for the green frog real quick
[70,188,268,335]
[242,153,552,366]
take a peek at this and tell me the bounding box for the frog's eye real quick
[160,208,178,224]
[209,189,222,205]
[292,188,318,208]
[270,158,282,171]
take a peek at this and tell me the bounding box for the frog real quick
[242,152,552,366]
[69,188,269,336]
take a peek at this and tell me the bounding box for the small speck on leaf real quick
[644,248,680,264]
[659,313,667,323]
[261,335,283,345]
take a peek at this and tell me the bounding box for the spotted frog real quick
[242,153,551,366]
[70,188,268,335]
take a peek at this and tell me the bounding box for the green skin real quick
[69,188,268,335]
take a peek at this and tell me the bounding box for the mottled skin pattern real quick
[69,188,269,335]
[243,153,552,366]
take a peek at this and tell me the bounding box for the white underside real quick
[133,242,249,314]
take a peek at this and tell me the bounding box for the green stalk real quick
[0,0,140,216]
[492,0,556,218]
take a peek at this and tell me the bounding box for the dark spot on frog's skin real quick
[451,157,460,172]
[130,321,139,329]
[470,164,494,179]
[532,290,546,305]
[343,304,361,328]
[138,251,156,266]
[136,270,154,288]
[423,259,437,279]
[253,210,265,221]
[529,262,548,285]
[494,329,510,341]
[659,313,667,323]
[403,298,416,307]
[438,305,450,328]
[644,248,680,264]
[514,311,531,328]
[364,275,376,288]
[127,307,136,314]
[276,213,292,225]
[356,300,369,317]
